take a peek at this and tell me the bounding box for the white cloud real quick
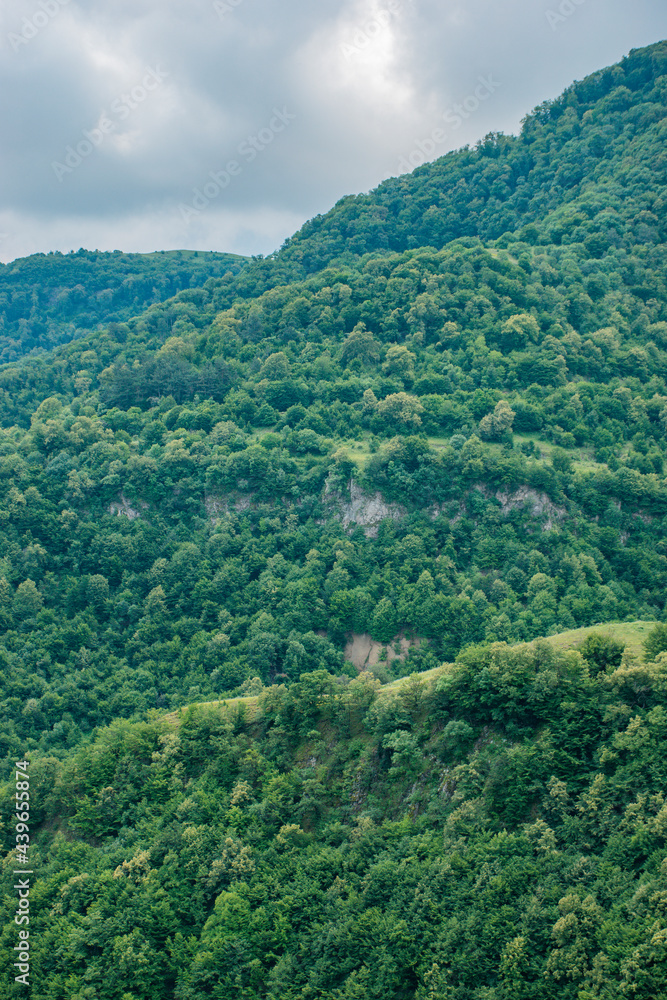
[0,0,665,262]
[0,202,305,261]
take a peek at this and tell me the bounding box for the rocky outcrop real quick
[344,632,421,670]
[324,480,406,538]
[430,486,567,531]
[205,494,253,521]
[205,481,566,534]
[109,494,148,520]
[493,487,566,530]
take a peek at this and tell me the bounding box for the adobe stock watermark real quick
[7,0,70,54]
[51,65,169,182]
[13,759,32,987]
[179,107,295,224]
[546,0,586,30]
[213,0,245,19]
[341,0,415,60]
[398,75,501,173]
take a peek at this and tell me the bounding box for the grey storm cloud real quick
[0,0,666,261]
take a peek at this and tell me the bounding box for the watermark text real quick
[8,0,70,53]
[213,0,245,19]
[546,0,586,31]
[398,75,501,173]
[179,106,296,223]
[13,759,32,987]
[51,65,169,181]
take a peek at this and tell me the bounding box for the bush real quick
[579,632,625,674]
[643,623,667,663]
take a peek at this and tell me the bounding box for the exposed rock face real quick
[430,486,567,531]
[205,482,566,534]
[109,494,148,520]
[325,480,406,538]
[344,632,421,670]
[205,494,252,520]
[493,487,566,530]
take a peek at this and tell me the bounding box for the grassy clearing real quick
[243,428,612,479]
[426,436,451,450]
[512,433,610,474]
[542,619,655,660]
[163,621,658,726]
[163,693,261,727]
[379,621,657,703]
[345,438,373,464]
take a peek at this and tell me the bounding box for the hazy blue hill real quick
[0,247,248,364]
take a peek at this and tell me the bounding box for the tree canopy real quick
[1,38,667,1000]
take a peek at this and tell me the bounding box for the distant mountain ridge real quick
[0,248,248,364]
[2,42,666,362]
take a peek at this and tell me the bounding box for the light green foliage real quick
[384,344,416,380]
[341,323,381,366]
[643,622,667,663]
[478,400,515,440]
[1,638,667,997]
[579,631,625,673]
[376,391,424,428]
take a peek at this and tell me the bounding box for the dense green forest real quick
[0,249,247,364]
[3,624,667,998]
[1,38,667,1000]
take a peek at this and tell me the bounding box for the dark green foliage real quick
[579,631,625,673]
[643,621,667,662]
[0,248,247,364]
[2,641,667,998]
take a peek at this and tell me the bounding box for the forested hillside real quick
[1,235,667,748]
[0,249,247,364]
[208,40,667,296]
[3,624,667,998]
[1,38,667,1000]
[280,42,667,265]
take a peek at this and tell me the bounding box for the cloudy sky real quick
[1,0,666,263]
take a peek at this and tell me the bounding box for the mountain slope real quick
[2,623,667,998]
[0,248,247,364]
[1,233,667,751]
[3,41,665,353]
[1,39,667,1000]
[0,37,667,747]
[271,41,667,276]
